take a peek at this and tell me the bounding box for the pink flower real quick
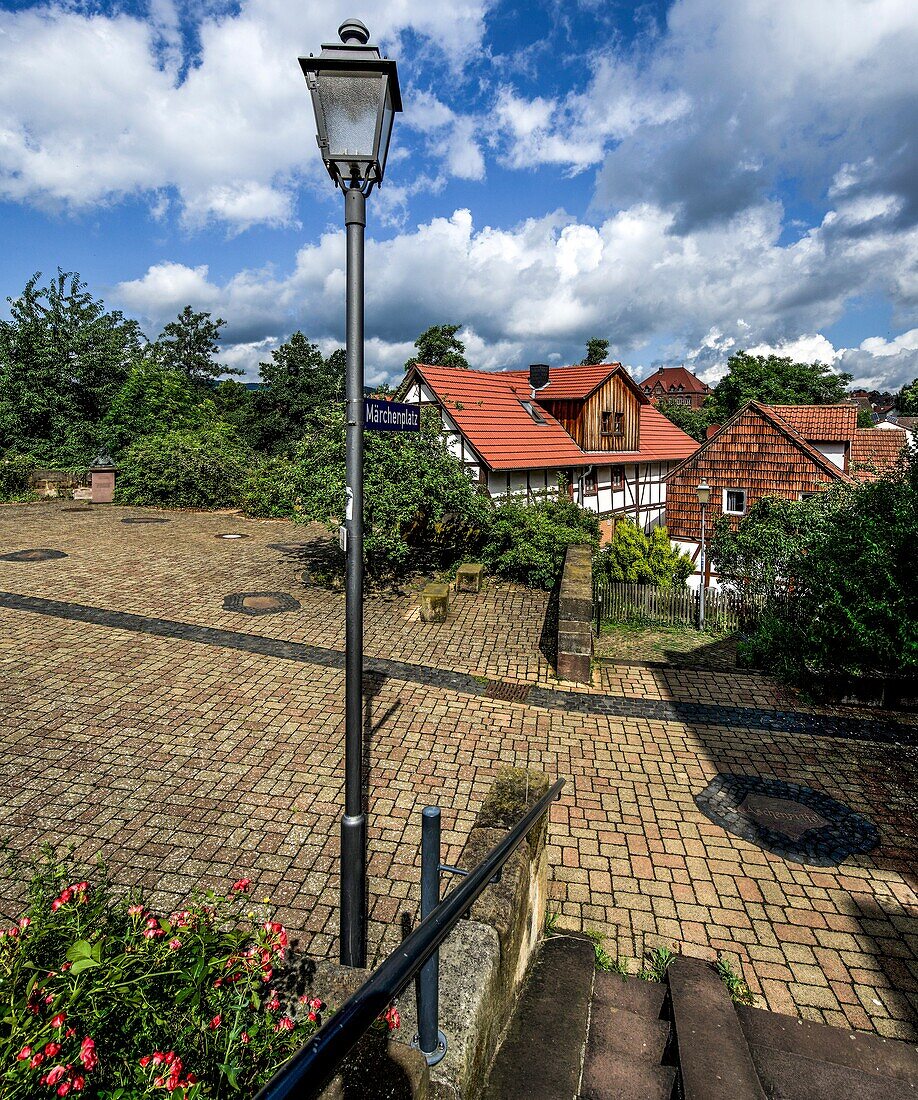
[44,1065,67,1086]
[57,1084,71,1097]
[127,905,144,917]
[266,993,280,1012]
[19,917,30,930]
[30,1052,44,1068]
[240,1032,250,1045]
[231,878,251,893]
[209,1015,222,1030]
[51,1013,67,1028]
[16,1046,32,1061]
[168,938,181,951]
[79,1037,97,1071]
[44,1042,62,1057]
[274,1016,294,1032]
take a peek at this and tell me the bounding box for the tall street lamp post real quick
[299,19,402,968]
[696,480,711,630]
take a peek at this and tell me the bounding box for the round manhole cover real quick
[223,591,301,616]
[0,549,69,562]
[122,517,171,525]
[216,533,249,539]
[695,774,879,866]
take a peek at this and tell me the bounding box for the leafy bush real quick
[593,519,694,588]
[479,498,599,589]
[115,427,251,510]
[103,362,218,456]
[0,453,37,502]
[239,457,302,519]
[0,848,319,1098]
[712,452,918,681]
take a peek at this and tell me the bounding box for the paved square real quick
[0,503,915,1040]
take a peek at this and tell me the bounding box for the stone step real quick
[591,971,669,1020]
[668,957,766,1100]
[579,1052,678,1100]
[738,1005,918,1099]
[481,934,595,1100]
[586,1001,671,1063]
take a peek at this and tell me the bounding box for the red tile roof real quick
[850,427,908,479]
[769,405,858,441]
[410,364,698,471]
[501,363,625,400]
[639,365,710,395]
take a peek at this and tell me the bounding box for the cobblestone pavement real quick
[0,503,916,1041]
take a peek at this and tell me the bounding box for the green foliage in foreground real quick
[593,518,694,588]
[711,450,918,681]
[896,376,918,416]
[0,453,38,502]
[478,497,600,590]
[115,426,252,510]
[0,847,318,1098]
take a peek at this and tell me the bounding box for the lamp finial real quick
[338,18,370,44]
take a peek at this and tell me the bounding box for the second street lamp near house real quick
[696,479,711,629]
[299,19,402,969]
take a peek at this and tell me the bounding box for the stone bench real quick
[419,582,450,623]
[456,562,485,593]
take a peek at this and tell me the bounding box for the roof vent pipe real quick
[529,363,550,397]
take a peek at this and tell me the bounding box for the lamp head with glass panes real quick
[299,18,402,192]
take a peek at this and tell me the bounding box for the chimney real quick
[706,424,720,439]
[529,364,550,393]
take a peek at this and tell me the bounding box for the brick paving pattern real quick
[0,503,915,1041]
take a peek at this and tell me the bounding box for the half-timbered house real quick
[665,402,910,587]
[399,362,698,537]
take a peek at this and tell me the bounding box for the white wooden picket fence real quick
[593,580,757,631]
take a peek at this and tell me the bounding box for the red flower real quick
[16,1046,32,1060]
[72,1076,85,1092]
[57,1084,71,1097]
[61,962,72,972]
[384,1005,401,1031]
[19,917,31,930]
[232,878,251,892]
[274,1016,294,1032]
[30,1053,44,1068]
[127,905,144,917]
[168,938,181,951]
[44,1042,62,1057]
[79,1037,97,1071]
[209,1015,222,1030]
[139,1055,151,1067]
[44,1065,66,1086]
[240,1032,250,1045]
[51,1013,67,1028]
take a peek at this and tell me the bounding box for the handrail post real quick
[413,807,447,1065]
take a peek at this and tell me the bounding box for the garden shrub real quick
[103,362,218,456]
[239,457,302,519]
[593,519,693,588]
[0,453,37,502]
[479,498,599,589]
[115,426,251,510]
[0,848,320,1098]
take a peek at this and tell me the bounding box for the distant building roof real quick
[768,405,858,441]
[639,365,711,395]
[408,363,698,471]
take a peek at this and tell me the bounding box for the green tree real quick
[280,407,490,579]
[254,333,345,453]
[102,360,218,454]
[895,377,918,416]
[153,305,238,385]
[706,351,852,422]
[594,519,694,588]
[856,407,876,429]
[404,324,469,372]
[655,398,715,442]
[711,454,918,681]
[0,270,145,461]
[581,338,610,365]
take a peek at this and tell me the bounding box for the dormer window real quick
[601,411,625,436]
[614,412,625,435]
[519,399,546,425]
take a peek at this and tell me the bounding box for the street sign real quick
[364,399,420,431]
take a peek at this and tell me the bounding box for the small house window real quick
[723,489,746,515]
[584,470,598,495]
[798,491,818,501]
[614,412,625,435]
[611,466,623,489]
[601,411,613,435]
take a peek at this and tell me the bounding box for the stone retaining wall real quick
[556,543,593,683]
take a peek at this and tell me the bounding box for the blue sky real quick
[0,0,916,389]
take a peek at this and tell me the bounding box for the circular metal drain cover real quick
[0,548,68,562]
[223,591,301,616]
[122,517,171,525]
[695,774,879,866]
[216,533,249,539]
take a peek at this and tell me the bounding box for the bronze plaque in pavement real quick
[738,794,829,840]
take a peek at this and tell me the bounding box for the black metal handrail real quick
[254,778,565,1100]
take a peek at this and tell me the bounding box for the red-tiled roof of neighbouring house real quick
[769,405,858,441]
[850,427,908,479]
[410,364,698,471]
[413,364,586,470]
[639,365,710,394]
[501,362,625,400]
